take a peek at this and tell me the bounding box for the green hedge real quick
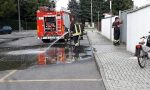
[0,19,37,30]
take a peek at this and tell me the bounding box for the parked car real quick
[0,26,12,34]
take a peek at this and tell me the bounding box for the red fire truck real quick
[36,5,71,43]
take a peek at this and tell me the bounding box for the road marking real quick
[0,70,17,81]
[0,79,102,83]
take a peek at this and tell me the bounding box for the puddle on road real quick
[38,45,93,65]
[6,48,45,55]
[0,54,37,71]
[0,44,93,70]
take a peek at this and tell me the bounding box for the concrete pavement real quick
[87,29,150,90]
[0,30,44,48]
[0,32,105,90]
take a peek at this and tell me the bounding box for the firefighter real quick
[72,23,81,46]
[112,17,122,46]
[79,22,85,40]
[70,16,75,39]
[70,17,81,46]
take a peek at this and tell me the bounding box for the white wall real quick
[127,6,150,53]
[120,11,127,44]
[101,17,116,41]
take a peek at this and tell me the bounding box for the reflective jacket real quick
[72,24,81,36]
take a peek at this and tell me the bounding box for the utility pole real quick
[98,11,100,31]
[110,0,112,40]
[25,18,27,30]
[18,0,21,32]
[91,0,93,27]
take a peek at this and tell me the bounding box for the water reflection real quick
[38,45,93,65]
[0,44,93,70]
[38,48,66,65]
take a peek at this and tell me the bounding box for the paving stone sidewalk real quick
[87,30,150,90]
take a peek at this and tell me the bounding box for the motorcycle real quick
[135,32,150,68]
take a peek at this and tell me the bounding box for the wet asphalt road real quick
[0,31,105,90]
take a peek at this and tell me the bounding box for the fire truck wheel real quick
[42,39,50,43]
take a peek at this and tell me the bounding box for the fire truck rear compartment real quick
[44,17,56,32]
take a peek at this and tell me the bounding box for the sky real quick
[132,0,150,7]
[56,0,69,11]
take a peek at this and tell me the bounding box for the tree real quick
[92,0,103,21]
[0,0,17,18]
[68,0,81,22]
[79,0,133,23]
[80,0,103,22]
[80,0,91,22]
[19,0,52,21]
[103,0,133,15]
[20,0,38,21]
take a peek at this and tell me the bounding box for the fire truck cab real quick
[37,6,71,43]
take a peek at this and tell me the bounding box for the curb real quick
[94,53,110,90]
[86,31,110,90]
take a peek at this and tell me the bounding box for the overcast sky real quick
[132,0,150,7]
[56,0,69,11]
